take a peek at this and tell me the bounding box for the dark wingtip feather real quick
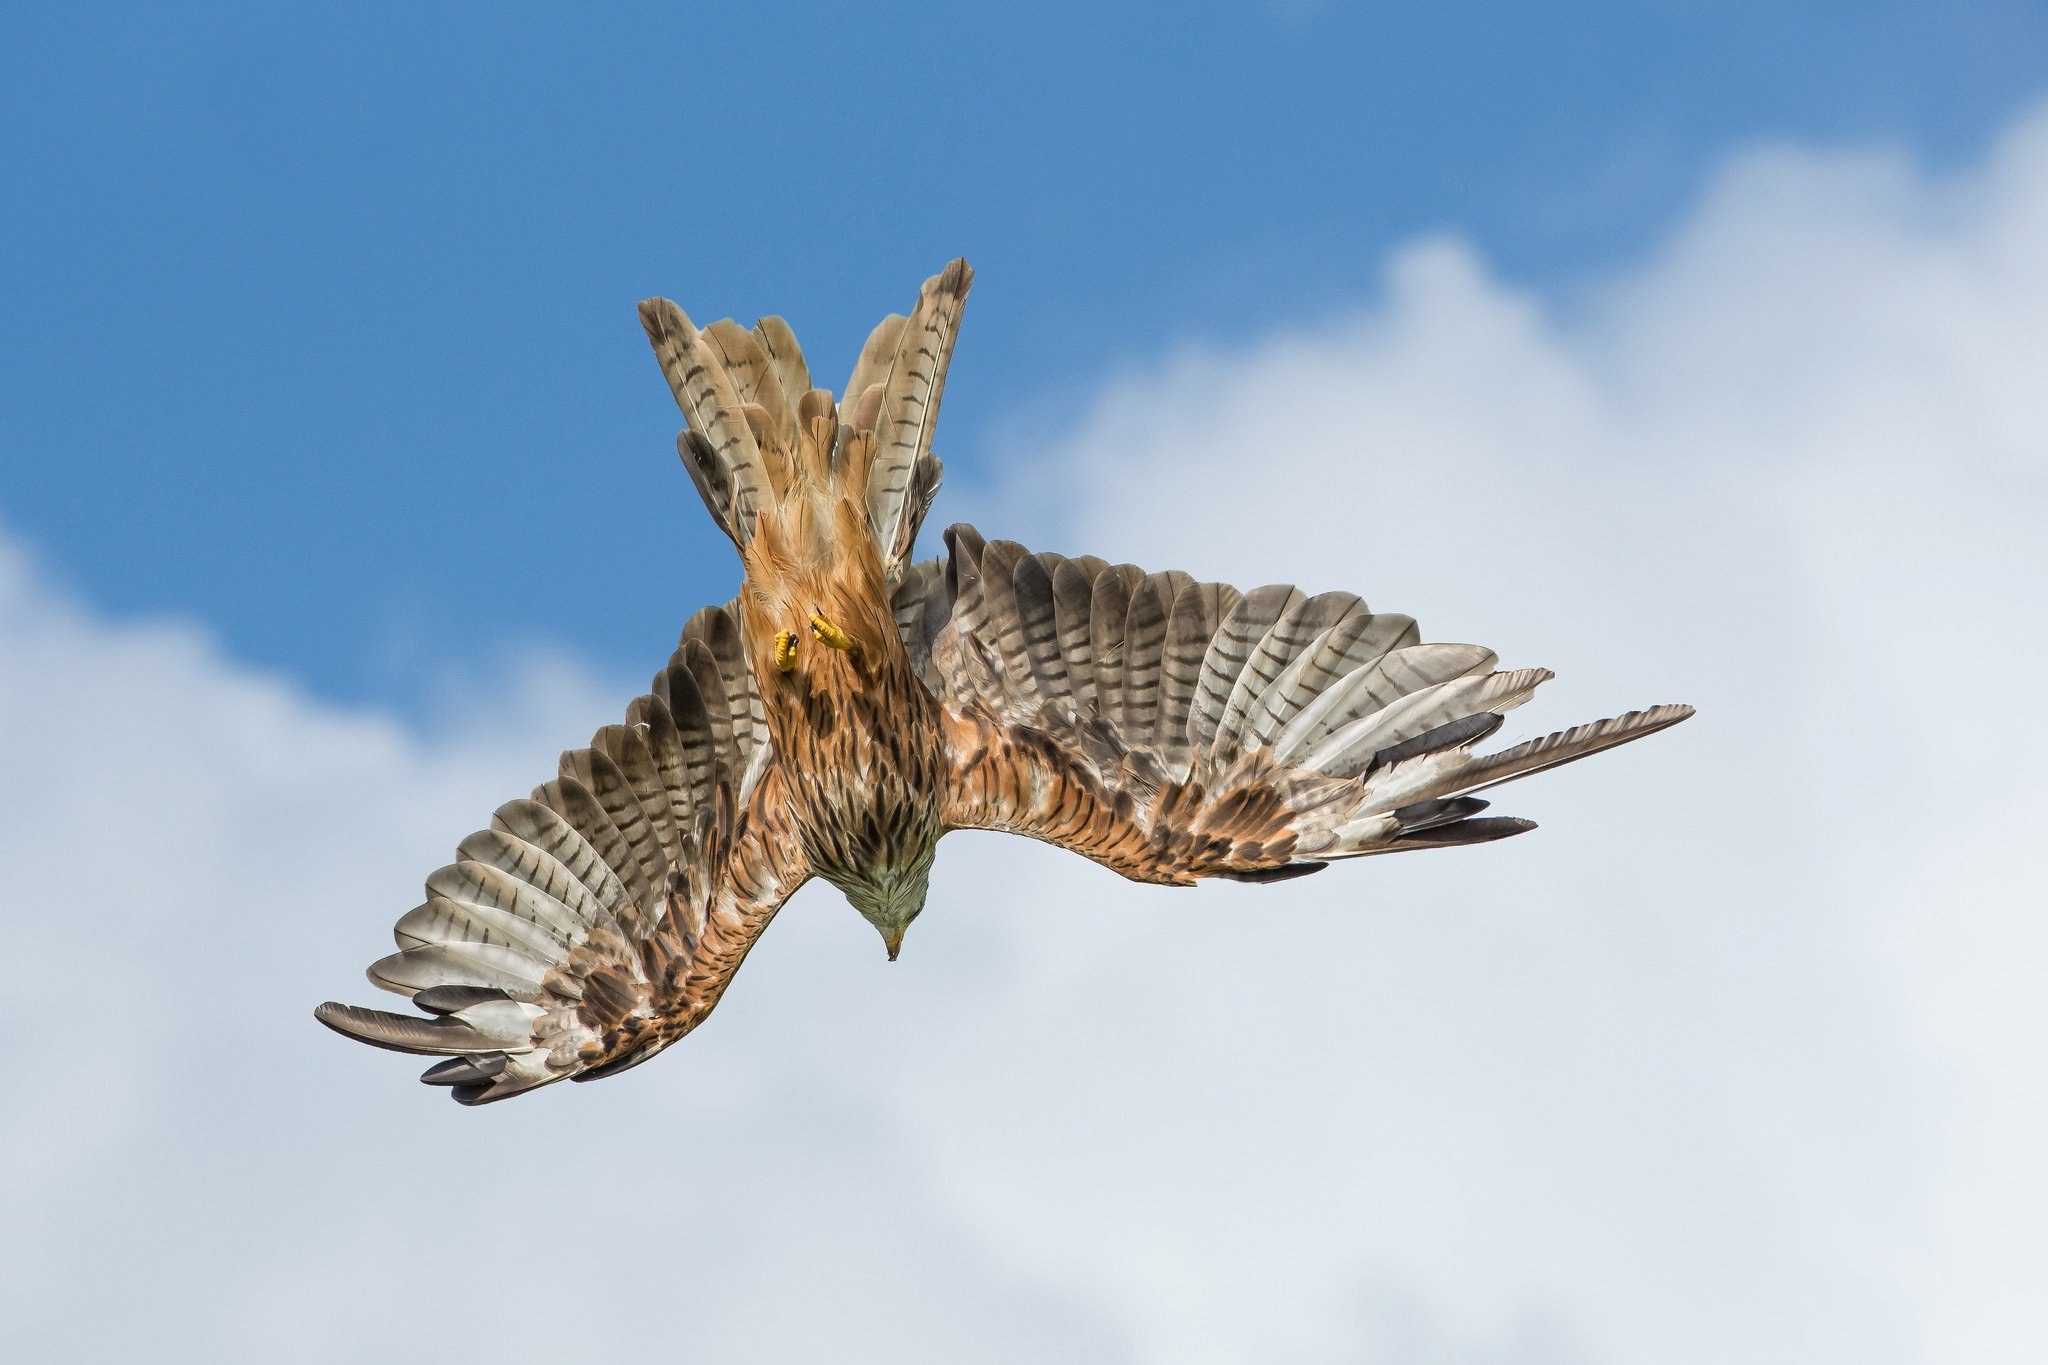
[1214,861,1329,884]
[1367,712,1505,774]
[412,985,512,1016]
[1390,816,1537,849]
[1392,795,1491,833]
[575,1043,665,1082]
[420,1054,509,1086]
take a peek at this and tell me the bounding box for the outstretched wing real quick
[899,526,1691,883]
[316,604,809,1104]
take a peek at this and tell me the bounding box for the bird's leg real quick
[773,629,799,673]
[807,606,859,654]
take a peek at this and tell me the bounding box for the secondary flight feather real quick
[317,260,1693,1104]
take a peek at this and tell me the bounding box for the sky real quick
[4,5,2047,1363]
[6,1,2048,709]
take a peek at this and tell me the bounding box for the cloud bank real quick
[5,108,2046,1362]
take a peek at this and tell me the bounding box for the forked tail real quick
[638,259,973,591]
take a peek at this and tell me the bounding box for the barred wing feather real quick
[316,603,809,1104]
[905,525,1692,884]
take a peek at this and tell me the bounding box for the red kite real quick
[318,261,1691,1103]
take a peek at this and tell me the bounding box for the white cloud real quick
[5,106,2047,1362]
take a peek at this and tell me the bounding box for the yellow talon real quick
[773,629,799,672]
[807,608,858,653]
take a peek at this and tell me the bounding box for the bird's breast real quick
[773,681,948,886]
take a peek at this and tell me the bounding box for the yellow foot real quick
[773,629,799,673]
[807,607,858,653]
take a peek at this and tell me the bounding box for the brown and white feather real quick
[322,259,1693,1105]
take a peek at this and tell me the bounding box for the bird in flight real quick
[318,260,1692,1103]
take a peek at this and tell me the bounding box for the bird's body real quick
[736,459,949,955]
[318,259,1693,1103]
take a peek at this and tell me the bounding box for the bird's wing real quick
[316,603,808,1104]
[900,526,1692,883]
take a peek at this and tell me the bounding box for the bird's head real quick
[839,856,934,961]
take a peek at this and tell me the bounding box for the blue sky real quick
[4,1,2044,709]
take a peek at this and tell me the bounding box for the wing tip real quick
[1609,701,1697,743]
[1389,815,1538,850]
[1213,860,1329,884]
[314,1000,439,1056]
[419,1053,509,1087]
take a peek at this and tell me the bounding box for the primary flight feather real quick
[317,260,1693,1104]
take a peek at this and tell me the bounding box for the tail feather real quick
[702,318,797,452]
[864,260,973,582]
[640,298,773,544]
[752,316,812,420]
[844,313,907,406]
[641,263,973,577]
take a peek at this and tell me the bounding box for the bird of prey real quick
[317,259,1693,1104]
